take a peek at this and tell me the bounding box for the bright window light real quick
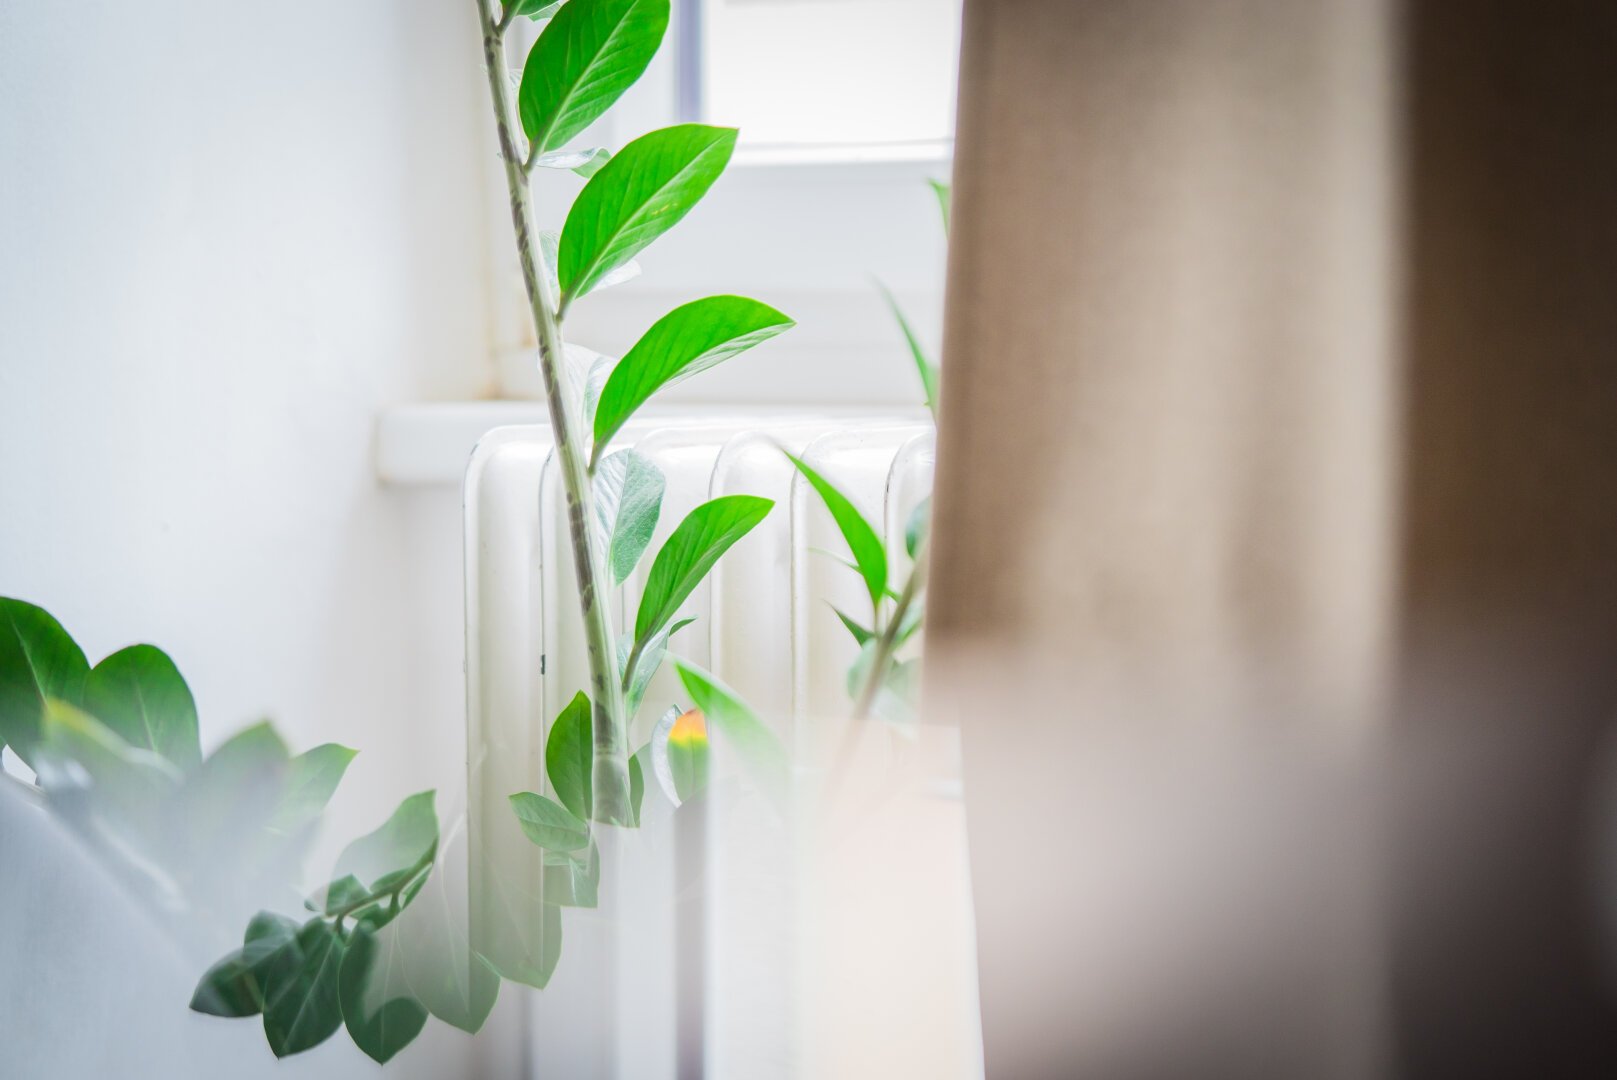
[689,0,962,157]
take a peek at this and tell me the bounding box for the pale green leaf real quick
[270,743,357,834]
[617,616,694,720]
[905,495,931,561]
[509,790,590,851]
[339,924,428,1065]
[877,281,939,417]
[533,145,611,177]
[333,791,439,893]
[929,178,951,234]
[593,450,665,584]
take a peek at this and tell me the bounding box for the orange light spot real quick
[670,708,707,745]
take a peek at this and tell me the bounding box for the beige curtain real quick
[928,1,1617,1075]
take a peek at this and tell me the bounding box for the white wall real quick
[0,2,499,1075]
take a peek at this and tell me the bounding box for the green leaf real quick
[333,791,439,893]
[830,605,874,646]
[270,743,357,834]
[929,178,951,235]
[591,296,795,461]
[673,661,786,794]
[905,496,931,561]
[519,0,670,155]
[560,124,737,305]
[877,281,939,417]
[788,454,888,613]
[541,233,643,312]
[534,146,612,177]
[545,691,593,821]
[618,616,694,720]
[190,912,299,1018]
[339,924,429,1065]
[593,450,665,584]
[261,919,346,1058]
[662,708,709,803]
[0,597,89,766]
[509,791,591,851]
[80,644,199,772]
[543,841,601,907]
[634,495,772,647]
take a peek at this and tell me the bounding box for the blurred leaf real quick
[0,596,89,766]
[310,873,369,916]
[393,837,502,1032]
[270,743,356,835]
[560,124,737,304]
[333,791,439,894]
[339,924,428,1065]
[629,745,646,824]
[509,791,590,851]
[664,708,709,803]
[545,691,593,821]
[543,841,600,907]
[618,616,694,721]
[591,297,794,458]
[190,912,299,1018]
[533,145,611,177]
[35,699,183,851]
[261,919,346,1058]
[905,496,931,562]
[830,605,873,646]
[580,351,615,433]
[877,281,939,417]
[542,235,642,313]
[673,661,786,794]
[80,644,200,772]
[811,549,904,601]
[788,455,888,614]
[593,450,665,585]
[929,178,951,234]
[635,496,771,648]
[519,0,668,154]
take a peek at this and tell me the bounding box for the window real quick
[682,0,962,162]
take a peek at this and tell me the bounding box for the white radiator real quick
[464,409,978,1080]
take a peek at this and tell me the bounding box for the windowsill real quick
[375,401,929,488]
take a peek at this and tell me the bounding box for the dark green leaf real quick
[0,597,89,766]
[190,912,298,1018]
[593,450,665,584]
[905,496,931,561]
[270,743,356,834]
[333,791,439,893]
[543,841,600,907]
[545,691,593,821]
[519,0,669,154]
[929,178,951,234]
[339,924,428,1065]
[509,791,590,851]
[591,296,795,460]
[831,605,874,646]
[634,495,772,646]
[560,124,737,304]
[673,661,786,794]
[534,146,612,177]
[80,644,199,772]
[788,455,888,613]
[877,281,939,417]
[261,919,346,1058]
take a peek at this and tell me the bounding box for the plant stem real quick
[477,0,633,825]
[851,542,928,722]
